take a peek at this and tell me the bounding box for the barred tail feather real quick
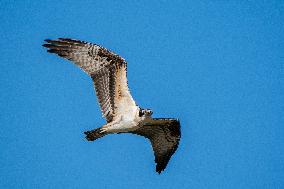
[84,128,106,141]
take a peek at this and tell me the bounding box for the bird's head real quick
[139,108,153,117]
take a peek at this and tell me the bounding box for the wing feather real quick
[131,118,181,173]
[43,38,136,122]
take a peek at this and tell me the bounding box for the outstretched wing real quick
[43,38,136,123]
[131,118,181,173]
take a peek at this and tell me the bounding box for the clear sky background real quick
[0,1,283,188]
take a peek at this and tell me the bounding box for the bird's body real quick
[102,106,140,133]
[43,38,181,173]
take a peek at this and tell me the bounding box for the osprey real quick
[43,38,181,173]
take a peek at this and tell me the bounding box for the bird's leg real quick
[100,123,112,133]
[84,118,122,140]
[100,116,122,133]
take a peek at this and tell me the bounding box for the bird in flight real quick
[43,38,181,173]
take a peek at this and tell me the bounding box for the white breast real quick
[108,101,141,133]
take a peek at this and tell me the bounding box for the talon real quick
[99,128,107,133]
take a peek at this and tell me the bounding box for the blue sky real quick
[0,1,283,188]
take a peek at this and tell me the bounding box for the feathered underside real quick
[131,118,181,173]
[42,38,136,123]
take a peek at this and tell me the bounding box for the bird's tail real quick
[84,128,107,141]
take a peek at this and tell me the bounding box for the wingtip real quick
[155,161,166,174]
[47,49,54,53]
[58,37,79,42]
[44,39,52,43]
[46,49,63,55]
[58,37,67,40]
[156,167,164,174]
[42,43,50,48]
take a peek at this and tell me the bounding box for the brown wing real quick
[131,118,181,173]
[43,38,136,122]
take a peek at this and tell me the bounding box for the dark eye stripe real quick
[139,109,144,117]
